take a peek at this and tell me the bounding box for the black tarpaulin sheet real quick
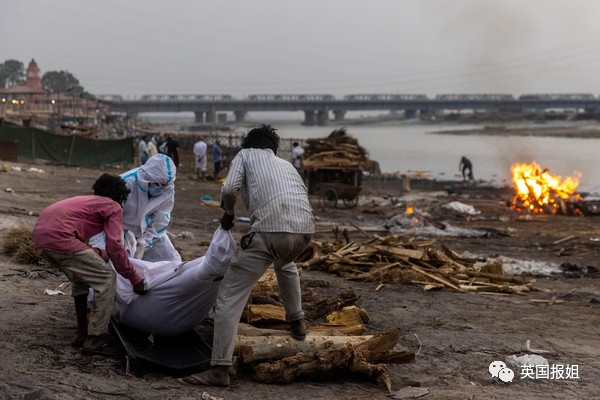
[110,318,211,375]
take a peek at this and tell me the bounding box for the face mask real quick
[148,183,166,197]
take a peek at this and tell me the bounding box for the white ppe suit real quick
[121,153,181,262]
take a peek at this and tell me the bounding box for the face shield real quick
[148,182,167,197]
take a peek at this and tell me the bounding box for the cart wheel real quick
[321,189,338,208]
[343,197,359,209]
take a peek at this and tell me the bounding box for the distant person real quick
[157,133,168,154]
[138,135,149,165]
[180,124,314,387]
[121,153,181,262]
[166,134,180,167]
[32,173,147,356]
[459,156,473,181]
[147,136,158,157]
[291,142,304,175]
[212,139,223,180]
[193,136,208,180]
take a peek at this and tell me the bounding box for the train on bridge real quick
[94,92,600,102]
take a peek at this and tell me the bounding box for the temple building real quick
[0,58,43,95]
[0,58,108,134]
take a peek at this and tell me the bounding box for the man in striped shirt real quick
[182,124,314,387]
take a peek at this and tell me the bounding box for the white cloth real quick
[113,227,237,336]
[120,154,181,262]
[292,146,304,169]
[193,140,207,171]
[147,141,158,157]
[139,139,148,158]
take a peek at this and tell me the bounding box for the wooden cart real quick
[303,166,362,208]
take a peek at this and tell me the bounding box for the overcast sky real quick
[4,0,600,98]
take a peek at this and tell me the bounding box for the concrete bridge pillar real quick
[303,110,316,126]
[194,111,204,123]
[405,109,418,119]
[205,110,216,123]
[234,110,246,123]
[333,110,346,121]
[317,110,330,126]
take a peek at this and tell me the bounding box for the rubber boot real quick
[73,294,88,347]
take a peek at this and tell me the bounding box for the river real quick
[269,122,600,195]
[145,114,600,195]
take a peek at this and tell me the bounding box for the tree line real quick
[0,59,93,98]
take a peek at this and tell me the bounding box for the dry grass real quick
[0,224,44,265]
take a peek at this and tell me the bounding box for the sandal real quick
[81,338,124,357]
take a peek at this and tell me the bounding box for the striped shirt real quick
[221,148,314,234]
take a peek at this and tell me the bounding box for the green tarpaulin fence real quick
[0,126,135,167]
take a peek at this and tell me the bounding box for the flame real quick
[405,204,414,214]
[511,161,582,213]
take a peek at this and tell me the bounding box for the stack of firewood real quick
[238,287,415,392]
[296,234,545,295]
[302,128,371,169]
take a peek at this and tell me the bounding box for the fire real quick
[511,161,582,213]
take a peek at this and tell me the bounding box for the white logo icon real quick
[489,361,507,377]
[498,367,514,382]
[489,361,514,383]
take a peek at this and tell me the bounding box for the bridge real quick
[95,93,600,126]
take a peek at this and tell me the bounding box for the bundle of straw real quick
[0,224,44,265]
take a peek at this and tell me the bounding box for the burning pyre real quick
[511,161,582,214]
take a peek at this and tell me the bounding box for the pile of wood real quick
[302,128,372,170]
[238,286,415,392]
[296,234,544,295]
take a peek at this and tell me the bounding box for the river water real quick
[146,114,600,195]
[269,122,600,195]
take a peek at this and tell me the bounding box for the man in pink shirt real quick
[33,173,148,355]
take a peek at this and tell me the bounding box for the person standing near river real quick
[459,156,473,181]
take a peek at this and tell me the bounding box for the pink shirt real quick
[32,195,142,285]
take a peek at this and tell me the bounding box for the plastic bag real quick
[505,354,549,369]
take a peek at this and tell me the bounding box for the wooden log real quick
[251,330,407,392]
[352,329,414,364]
[235,334,373,363]
[368,244,425,259]
[252,269,278,292]
[311,306,365,335]
[304,290,359,320]
[237,323,290,337]
[247,304,286,324]
[411,265,463,292]
[440,244,477,266]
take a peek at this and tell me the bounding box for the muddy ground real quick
[0,161,599,400]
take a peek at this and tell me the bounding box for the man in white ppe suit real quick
[121,153,181,262]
